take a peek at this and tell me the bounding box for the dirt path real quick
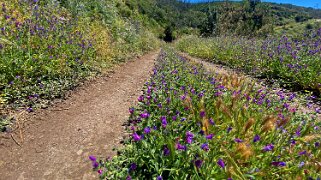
[0,51,159,180]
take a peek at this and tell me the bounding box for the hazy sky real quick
[187,0,320,9]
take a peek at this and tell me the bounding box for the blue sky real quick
[187,0,320,9]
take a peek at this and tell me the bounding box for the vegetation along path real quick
[179,52,321,119]
[0,51,159,180]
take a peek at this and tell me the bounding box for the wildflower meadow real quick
[176,30,321,96]
[91,49,321,179]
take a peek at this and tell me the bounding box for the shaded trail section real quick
[0,51,159,180]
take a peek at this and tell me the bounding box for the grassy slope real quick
[0,0,161,130]
[274,19,321,37]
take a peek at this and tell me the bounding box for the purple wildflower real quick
[215,91,223,96]
[27,107,33,112]
[279,94,285,101]
[253,135,260,143]
[217,159,225,168]
[92,161,99,168]
[234,138,243,143]
[147,86,152,94]
[140,112,149,119]
[157,176,163,180]
[198,92,204,98]
[199,130,205,135]
[89,155,96,162]
[186,131,194,144]
[97,169,102,174]
[144,127,151,134]
[163,145,170,156]
[200,111,206,118]
[288,93,296,101]
[130,163,137,171]
[206,134,214,140]
[166,97,171,104]
[263,144,274,151]
[298,151,306,156]
[296,127,301,136]
[209,118,215,125]
[129,107,135,114]
[130,126,136,131]
[132,132,142,141]
[307,103,313,109]
[176,143,187,151]
[227,126,232,133]
[271,161,286,167]
[201,143,209,151]
[161,116,167,128]
[194,159,203,168]
[298,161,305,168]
[138,95,144,102]
[126,175,132,180]
[217,85,225,89]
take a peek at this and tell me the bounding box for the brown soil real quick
[0,51,159,180]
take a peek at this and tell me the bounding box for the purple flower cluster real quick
[185,131,194,144]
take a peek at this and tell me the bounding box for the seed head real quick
[244,118,255,134]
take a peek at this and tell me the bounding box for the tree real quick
[163,25,175,42]
[200,7,218,36]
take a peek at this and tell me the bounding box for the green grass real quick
[274,19,321,37]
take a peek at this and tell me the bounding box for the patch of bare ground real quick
[0,51,159,180]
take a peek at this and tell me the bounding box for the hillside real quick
[0,0,161,129]
[1,0,321,179]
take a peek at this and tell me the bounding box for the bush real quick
[306,23,313,30]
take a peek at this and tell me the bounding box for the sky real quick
[187,0,320,9]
